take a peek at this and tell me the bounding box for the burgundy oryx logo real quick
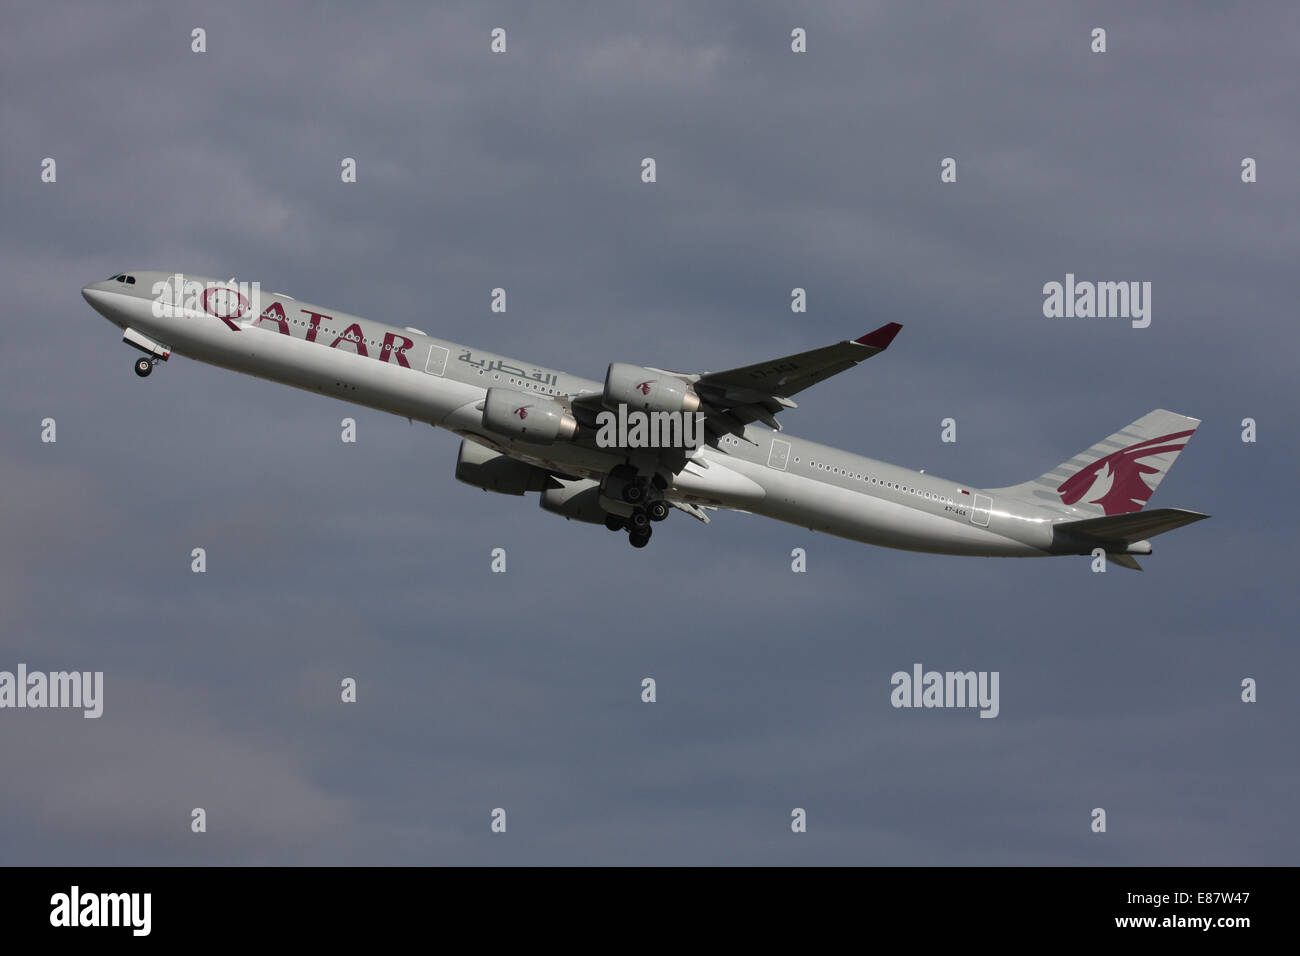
[513,405,531,420]
[635,380,653,395]
[1057,430,1194,516]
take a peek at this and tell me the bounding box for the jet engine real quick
[604,363,701,415]
[539,476,607,524]
[481,388,577,445]
[455,439,550,495]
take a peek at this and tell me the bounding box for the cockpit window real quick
[107,273,136,284]
[125,275,135,284]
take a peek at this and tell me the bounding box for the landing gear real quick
[134,357,153,378]
[604,508,656,547]
[603,468,668,546]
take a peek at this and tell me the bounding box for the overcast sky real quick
[1,1,1296,864]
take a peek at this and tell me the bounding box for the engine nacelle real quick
[482,388,577,445]
[539,476,607,524]
[604,363,701,415]
[455,439,549,495]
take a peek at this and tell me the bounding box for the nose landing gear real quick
[122,328,171,379]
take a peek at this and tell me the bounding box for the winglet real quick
[854,322,903,350]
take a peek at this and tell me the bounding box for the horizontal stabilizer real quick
[1056,507,1210,544]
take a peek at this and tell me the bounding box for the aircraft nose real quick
[81,280,119,325]
[82,281,108,309]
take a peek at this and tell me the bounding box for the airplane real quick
[81,271,1208,567]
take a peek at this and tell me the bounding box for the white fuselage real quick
[82,272,1077,558]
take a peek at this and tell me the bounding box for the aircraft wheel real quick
[628,527,652,548]
[604,514,624,532]
[647,500,669,522]
[134,357,153,377]
[627,509,650,532]
[621,481,645,504]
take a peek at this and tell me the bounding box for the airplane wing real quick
[567,322,902,452]
[686,322,902,438]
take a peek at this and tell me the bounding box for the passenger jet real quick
[81,271,1208,566]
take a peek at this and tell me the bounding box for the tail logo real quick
[1057,430,1194,515]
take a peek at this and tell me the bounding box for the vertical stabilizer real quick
[991,410,1200,517]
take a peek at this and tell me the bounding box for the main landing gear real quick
[604,496,671,548]
[602,465,671,547]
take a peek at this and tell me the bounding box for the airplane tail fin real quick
[990,409,1200,517]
